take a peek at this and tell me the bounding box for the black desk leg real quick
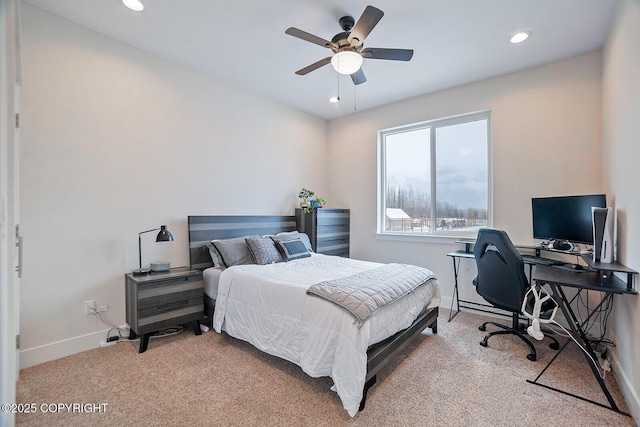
[532,284,629,416]
[448,257,462,322]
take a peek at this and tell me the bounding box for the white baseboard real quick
[610,351,640,421]
[19,328,110,369]
[440,295,454,311]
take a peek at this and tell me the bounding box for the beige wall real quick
[19,3,328,366]
[602,0,640,419]
[328,51,603,310]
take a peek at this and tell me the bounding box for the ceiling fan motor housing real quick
[331,32,354,52]
[339,15,355,31]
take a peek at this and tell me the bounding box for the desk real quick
[446,248,560,321]
[529,264,637,416]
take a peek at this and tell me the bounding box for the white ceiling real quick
[24,0,619,120]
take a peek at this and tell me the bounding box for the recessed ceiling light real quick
[328,96,340,103]
[122,0,144,12]
[510,31,531,44]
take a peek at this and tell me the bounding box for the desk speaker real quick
[592,207,613,263]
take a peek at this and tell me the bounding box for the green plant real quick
[298,188,326,213]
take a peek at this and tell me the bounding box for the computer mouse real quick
[571,264,584,270]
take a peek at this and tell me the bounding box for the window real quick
[378,111,492,236]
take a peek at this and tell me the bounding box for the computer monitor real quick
[531,194,606,245]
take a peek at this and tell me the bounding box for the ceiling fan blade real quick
[348,6,384,47]
[361,48,414,61]
[285,27,337,50]
[295,57,332,75]
[351,68,367,85]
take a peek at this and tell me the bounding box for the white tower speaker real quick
[592,207,614,263]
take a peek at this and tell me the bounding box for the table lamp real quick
[133,225,174,276]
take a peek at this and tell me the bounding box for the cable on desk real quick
[574,291,616,356]
[526,286,608,379]
[549,320,607,379]
[578,291,612,336]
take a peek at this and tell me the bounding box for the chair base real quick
[478,313,559,361]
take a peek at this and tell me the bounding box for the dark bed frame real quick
[187,215,439,411]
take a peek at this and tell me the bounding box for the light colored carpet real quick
[16,309,634,426]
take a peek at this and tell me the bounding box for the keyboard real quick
[521,254,563,266]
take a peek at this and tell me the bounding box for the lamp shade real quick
[156,225,173,242]
[331,51,363,75]
[133,225,174,276]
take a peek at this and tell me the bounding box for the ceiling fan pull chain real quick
[354,83,357,112]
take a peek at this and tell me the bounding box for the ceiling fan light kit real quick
[331,51,363,75]
[285,5,413,86]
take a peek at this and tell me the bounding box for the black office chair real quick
[473,228,558,361]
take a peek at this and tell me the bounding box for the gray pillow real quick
[275,239,311,261]
[246,236,283,265]
[212,235,258,267]
[203,242,223,268]
[271,231,313,252]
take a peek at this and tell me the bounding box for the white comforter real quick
[212,253,441,416]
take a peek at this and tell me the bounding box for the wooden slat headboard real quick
[188,215,297,270]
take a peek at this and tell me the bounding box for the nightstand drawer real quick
[137,273,201,293]
[138,279,203,303]
[138,287,203,314]
[138,297,203,327]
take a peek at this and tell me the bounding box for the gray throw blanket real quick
[307,263,436,324]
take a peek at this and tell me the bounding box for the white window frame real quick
[376,110,493,241]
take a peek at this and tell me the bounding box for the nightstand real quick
[125,267,204,353]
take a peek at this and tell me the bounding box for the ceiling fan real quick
[285,5,414,85]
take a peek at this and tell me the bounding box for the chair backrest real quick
[473,228,528,312]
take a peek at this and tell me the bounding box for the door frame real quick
[1,1,21,426]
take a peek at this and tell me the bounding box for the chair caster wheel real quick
[526,354,537,362]
[479,325,487,331]
[550,342,560,350]
[480,339,488,347]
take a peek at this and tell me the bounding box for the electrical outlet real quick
[85,300,96,315]
[97,305,108,313]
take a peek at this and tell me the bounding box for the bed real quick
[188,215,440,416]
